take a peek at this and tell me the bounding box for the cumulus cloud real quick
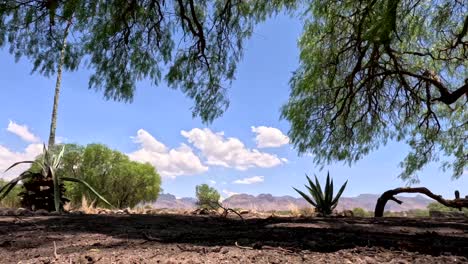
[7,120,40,143]
[233,175,264,184]
[251,126,289,148]
[127,129,208,178]
[1,121,43,180]
[181,128,286,171]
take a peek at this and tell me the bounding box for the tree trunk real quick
[48,20,72,149]
[374,187,468,217]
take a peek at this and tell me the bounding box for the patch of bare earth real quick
[0,214,467,263]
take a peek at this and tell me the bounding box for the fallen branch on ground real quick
[53,241,59,259]
[374,187,468,217]
[234,241,296,254]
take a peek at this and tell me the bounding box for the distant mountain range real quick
[150,193,433,212]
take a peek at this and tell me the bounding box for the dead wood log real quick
[374,187,468,217]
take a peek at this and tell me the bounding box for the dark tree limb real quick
[374,187,468,217]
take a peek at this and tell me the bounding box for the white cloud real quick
[127,129,208,178]
[251,126,289,148]
[181,128,286,170]
[207,180,216,186]
[0,143,43,180]
[222,189,239,197]
[233,175,264,184]
[1,121,43,179]
[7,120,40,143]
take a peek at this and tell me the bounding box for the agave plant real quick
[293,172,347,216]
[0,144,112,212]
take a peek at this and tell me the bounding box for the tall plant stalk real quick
[48,20,72,149]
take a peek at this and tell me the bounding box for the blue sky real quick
[0,14,466,200]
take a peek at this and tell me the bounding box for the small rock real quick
[239,210,250,215]
[16,208,33,216]
[123,208,131,214]
[342,210,354,217]
[115,209,125,215]
[220,248,229,254]
[34,209,49,216]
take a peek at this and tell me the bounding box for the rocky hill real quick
[149,193,432,212]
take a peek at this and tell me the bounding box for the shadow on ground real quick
[1,214,467,257]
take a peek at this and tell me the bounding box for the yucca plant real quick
[293,172,347,216]
[0,144,112,212]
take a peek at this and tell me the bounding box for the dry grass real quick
[79,196,97,214]
[288,203,301,217]
[300,207,315,217]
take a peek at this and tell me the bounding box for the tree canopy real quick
[1,1,466,180]
[195,184,220,209]
[0,0,294,122]
[281,0,467,181]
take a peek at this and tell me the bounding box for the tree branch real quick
[374,187,468,217]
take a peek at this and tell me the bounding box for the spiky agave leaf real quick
[331,180,348,205]
[324,172,332,205]
[304,184,323,209]
[61,177,113,208]
[53,145,65,168]
[0,171,36,200]
[294,173,348,216]
[4,161,35,173]
[293,187,317,207]
[50,166,62,212]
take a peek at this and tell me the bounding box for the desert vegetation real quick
[0,0,467,263]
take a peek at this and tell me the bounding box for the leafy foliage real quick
[0,0,296,123]
[0,145,111,212]
[41,144,162,209]
[281,0,467,180]
[293,172,347,216]
[195,184,221,209]
[427,202,468,215]
[352,207,372,217]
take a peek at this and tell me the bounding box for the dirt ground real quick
[0,213,467,263]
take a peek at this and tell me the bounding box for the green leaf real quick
[51,166,61,212]
[332,180,348,205]
[61,176,113,208]
[53,145,66,168]
[313,175,324,201]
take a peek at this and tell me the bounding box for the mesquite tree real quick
[281,0,467,181]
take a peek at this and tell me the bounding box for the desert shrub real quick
[352,207,371,217]
[406,209,430,217]
[195,184,220,209]
[427,202,468,216]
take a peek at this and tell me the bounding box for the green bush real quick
[352,207,371,217]
[427,202,468,215]
[195,184,220,209]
